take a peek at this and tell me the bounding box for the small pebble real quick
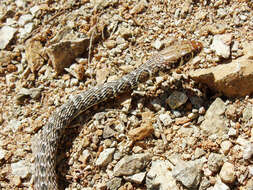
[220,162,236,184]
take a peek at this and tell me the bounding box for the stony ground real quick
[0,0,253,189]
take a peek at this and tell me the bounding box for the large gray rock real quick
[113,153,151,176]
[172,159,204,189]
[200,98,228,137]
[146,160,178,190]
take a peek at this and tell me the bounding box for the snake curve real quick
[33,40,203,190]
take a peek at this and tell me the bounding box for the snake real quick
[33,40,203,190]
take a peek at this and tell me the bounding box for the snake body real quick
[33,41,202,190]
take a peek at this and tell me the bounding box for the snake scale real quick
[33,40,203,190]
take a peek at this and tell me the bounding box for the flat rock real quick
[96,148,115,167]
[213,179,230,190]
[210,34,233,58]
[16,87,42,104]
[166,91,188,109]
[113,153,151,177]
[0,26,17,49]
[200,98,228,137]
[207,153,224,173]
[11,160,31,179]
[128,121,154,141]
[65,63,85,80]
[172,159,204,189]
[0,148,7,160]
[25,39,45,72]
[146,160,178,190]
[106,177,122,190]
[159,113,173,126]
[47,38,90,74]
[243,142,253,160]
[190,42,253,97]
[124,172,146,184]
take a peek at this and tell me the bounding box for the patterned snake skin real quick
[33,41,203,190]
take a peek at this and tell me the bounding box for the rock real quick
[213,179,230,190]
[190,42,253,97]
[90,0,118,10]
[103,126,117,139]
[200,23,227,35]
[0,148,7,160]
[18,14,33,26]
[220,140,233,155]
[96,148,115,167]
[129,0,147,14]
[106,177,122,190]
[207,153,224,173]
[243,142,253,160]
[12,175,22,186]
[11,160,31,179]
[118,27,132,40]
[7,119,22,133]
[19,22,34,39]
[104,40,117,49]
[16,87,42,104]
[228,127,237,137]
[210,34,233,59]
[220,162,236,184]
[30,5,42,16]
[249,165,253,176]
[166,91,188,109]
[16,0,26,7]
[0,26,17,49]
[78,149,90,164]
[96,67,110,84]
[150,98,162,111]
[172,159,203,189]
[194,148,206,159]
[243,105,252,122]
[146,160,178,190]
[46,34,90,74]
[175,116,191,125]
[159,113,172,126]
[124,172,146,184]
[245,178,253,190]
[152,39,164,50]
[225,104,237,120]
[200,98,228,137]
[65,63,85,80]
[7,64,18,73]
[25,39,45,72]
[128,121,154,141]
[113,153,151,176]
[217,8,227,19]
[199,177,211,190]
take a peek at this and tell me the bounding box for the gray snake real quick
[33,40,203,190]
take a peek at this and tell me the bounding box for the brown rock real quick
[46,38,89,74]
[190,42,253,97]
[128,121,154,141]
[104,40,117,49]
[175,116,191,125]
[220,162,236,184]
[65,63,85,80]
[113,153,151,176]
[25,39,45,72]
[7,64,17,73]
[96,67,110,84]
